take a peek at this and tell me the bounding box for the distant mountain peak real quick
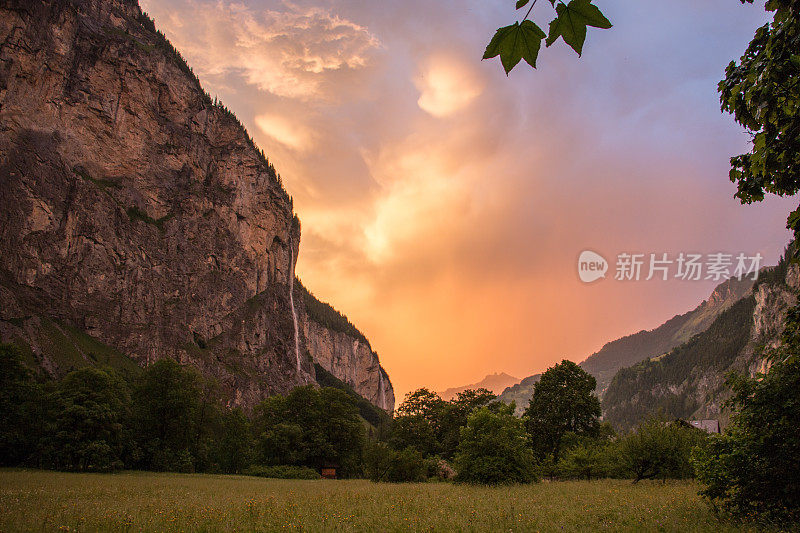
[439,372,520,401]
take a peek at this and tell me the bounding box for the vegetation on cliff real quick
[313,363,390,430]
[602,296,757,432]
[297,279,370,345]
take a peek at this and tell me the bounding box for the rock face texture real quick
[601,260,798,431]
[294,280,395,410]
[301,317,395,411]
[0,0,393,410]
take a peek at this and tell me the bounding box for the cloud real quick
[415,54,485,117]
[144,0,793,402]
[140,0,381,100]
[255,113,315,151]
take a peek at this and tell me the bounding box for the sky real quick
[141,0,795,402]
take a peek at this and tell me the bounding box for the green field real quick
[0,470,762,532]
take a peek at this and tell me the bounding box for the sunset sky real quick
[141,0,795,401]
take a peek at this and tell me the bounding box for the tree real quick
[130,359,204,472]
[556,422,617,480]
[395,388,446,419]
[619,417,707,483]
[214,408,253,474]
[253,385,365,477]
[389,388,446,457]
[0,344,45,467]
[454,404,538,484]
[557,441,610,481]
[438,388,499,460]
[687,2,800,523]
[719,0,800,239]
[40,367,131,471]
[364,442,428,483]
[693,301,800,523]
[389,388,506,460]
[484,0,612,75]
[523,360,601,462]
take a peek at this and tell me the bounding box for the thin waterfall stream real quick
[378,370,386,410]
[288,241,301,373]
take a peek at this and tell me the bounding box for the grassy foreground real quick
[0,470,760,532]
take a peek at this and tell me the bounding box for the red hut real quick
[320,463,338,479]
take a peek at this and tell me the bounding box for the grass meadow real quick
[0,469,764,532]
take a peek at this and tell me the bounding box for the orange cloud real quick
[415,54,485,117]
[144,0,795,402]
[140,0,380,100]
[255,113,315,151]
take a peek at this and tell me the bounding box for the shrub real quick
[364,442,427,483]
[386,447,427,483]
[619,417,707,482]
[454,406,538,485]
[693,305,800,524]
[556,441,613,481]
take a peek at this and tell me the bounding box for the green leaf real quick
[483,21,546,75]
[516,0,529,9]
[483,24,517,60]
[570,0,612,28]
[546,0,612,56]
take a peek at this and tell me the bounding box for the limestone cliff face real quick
[301,315,395,411]
[0,0,392,410]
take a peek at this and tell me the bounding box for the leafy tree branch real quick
[484,0,612,75]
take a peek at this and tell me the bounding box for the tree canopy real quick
[720,0,800,239]
[253,385,365,477]
[454,405,538,484]
[523,359,601,462]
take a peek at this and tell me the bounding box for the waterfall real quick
[378,369,386,410]
[288,242,301,373]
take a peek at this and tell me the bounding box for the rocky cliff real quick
[602,255,798,431]
[296,280,395,411]
[301,316,394,411]
[0,0,393,411]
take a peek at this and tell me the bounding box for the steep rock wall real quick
[301,315,395,411]
[0,0,393,410]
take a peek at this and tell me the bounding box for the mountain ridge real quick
[439,372,520,401]
[498,276,755,413]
